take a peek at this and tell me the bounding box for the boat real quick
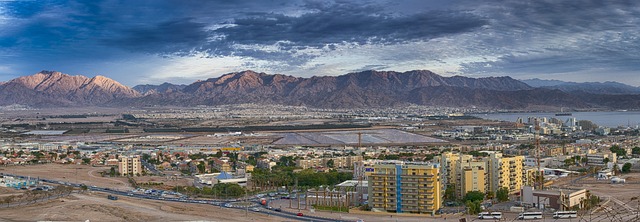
[555,107,572,116]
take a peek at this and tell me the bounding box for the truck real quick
[107,195,118,200]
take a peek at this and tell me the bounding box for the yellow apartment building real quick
[368,161,441,214]
[118,155,142,176]
[438,153,487,199]
[487,152,524,194]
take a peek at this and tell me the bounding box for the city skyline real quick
[2,0,640,86]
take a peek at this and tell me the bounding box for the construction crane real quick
[535,118,543,190]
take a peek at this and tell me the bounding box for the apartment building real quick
[438,153,487,199]
[487,152,524,194]
[586,153,616,166]
[118,155,142,176]
[296,156,363,169]
[210,157,232,172]
[353,160,375,181]
[523,167,541,187]
[545,147,565,157]
[257,159,276,170]
[461,165,486,197]
[368,161,441,215]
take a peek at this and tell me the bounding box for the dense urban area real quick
[1,104,639,221]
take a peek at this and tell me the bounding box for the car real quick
[297,213,303,216]
[251,208,260,212]
[274,208,282,212]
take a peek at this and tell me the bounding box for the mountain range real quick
[1,70,638,110]
[521,78,640,95]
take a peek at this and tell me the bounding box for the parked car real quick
[297,213,303,216]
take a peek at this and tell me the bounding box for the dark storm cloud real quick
[103,1,488,61]
[213,4,487,48]
[105,18,212,56]
[457,0,640,80]
[2,0,640,85]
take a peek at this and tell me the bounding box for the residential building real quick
[586,153,616,166]
[118,155,142,176]
[368,161,441,214]
[487,152,524,194]
[353,160,374,181]
[210,157,232,172]
[461,165,486,197]
[545,147,564,157]
[257,159,276,170]
[523,167,541,187]
[438,152,487,199]
[296,156,363,169]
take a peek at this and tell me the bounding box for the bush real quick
[464,191,484,202]
[496,187,509,202]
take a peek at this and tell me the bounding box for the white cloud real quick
[136,54,246,84]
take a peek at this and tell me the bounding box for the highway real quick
[0,172,353,222]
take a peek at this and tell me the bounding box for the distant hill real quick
[522,78,640,95]
[0,71,139,107]
[133,82,187,95]
[125,70,574,109]
[0,70,639,110]
[520,78,567,87]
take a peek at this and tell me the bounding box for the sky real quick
[1,0,640,86]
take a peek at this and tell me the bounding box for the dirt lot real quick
[0,187,24,198]
[0,192,277,222]
[566,172,640,211]
[0,164,131,191]
[133,175,193,190]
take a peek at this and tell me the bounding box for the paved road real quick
[0,172,348,222]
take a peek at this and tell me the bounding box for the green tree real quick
[468,151,489,157]
[444,185,456,201]
[197,162,206,174]
[632,147,640,155]
[496,187,509,202]
[564,158,575,167]
[466,200,482,215]
[485,191,495,200]
[464,191,485,202]
[622,163,632,173]
[574,155,581,162]
[326,159,335,168]
[610,145,627,158]
[80,184,88,193]
[278,156,296,167]
[109,167,117,177]
[603,158,610,165]
[424,154,435,161]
